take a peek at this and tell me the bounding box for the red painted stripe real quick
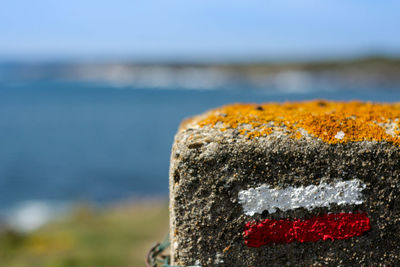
[244,213,370,248]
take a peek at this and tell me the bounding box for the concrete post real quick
[169,101,400,266]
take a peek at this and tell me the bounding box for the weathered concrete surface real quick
[169,102,400,266]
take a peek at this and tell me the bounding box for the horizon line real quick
[1,52,400,65]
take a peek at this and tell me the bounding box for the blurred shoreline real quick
[0,196,168,233]
[2,56,400,91]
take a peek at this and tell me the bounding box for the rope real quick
[146,233,202,267]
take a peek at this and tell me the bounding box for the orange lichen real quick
[196,100,400,146]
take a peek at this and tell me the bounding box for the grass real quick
[0,201,169,267]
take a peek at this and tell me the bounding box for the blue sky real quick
[1,0,400,61]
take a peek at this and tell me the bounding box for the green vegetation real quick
[0,202,169,267]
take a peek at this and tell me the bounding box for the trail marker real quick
[169,101,400,266]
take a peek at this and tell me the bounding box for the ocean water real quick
[0,66,400,228]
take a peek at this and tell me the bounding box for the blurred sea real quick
[0,62,399,229]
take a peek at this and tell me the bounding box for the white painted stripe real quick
[238,179,366,216]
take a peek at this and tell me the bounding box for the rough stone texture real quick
[169,107,400,267]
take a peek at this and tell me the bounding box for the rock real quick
[169,101,400,266]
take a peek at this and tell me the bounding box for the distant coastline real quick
[1,56,400,91]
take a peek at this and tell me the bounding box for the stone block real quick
[169,101,400,266]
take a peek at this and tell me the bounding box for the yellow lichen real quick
[195,100,400,146]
